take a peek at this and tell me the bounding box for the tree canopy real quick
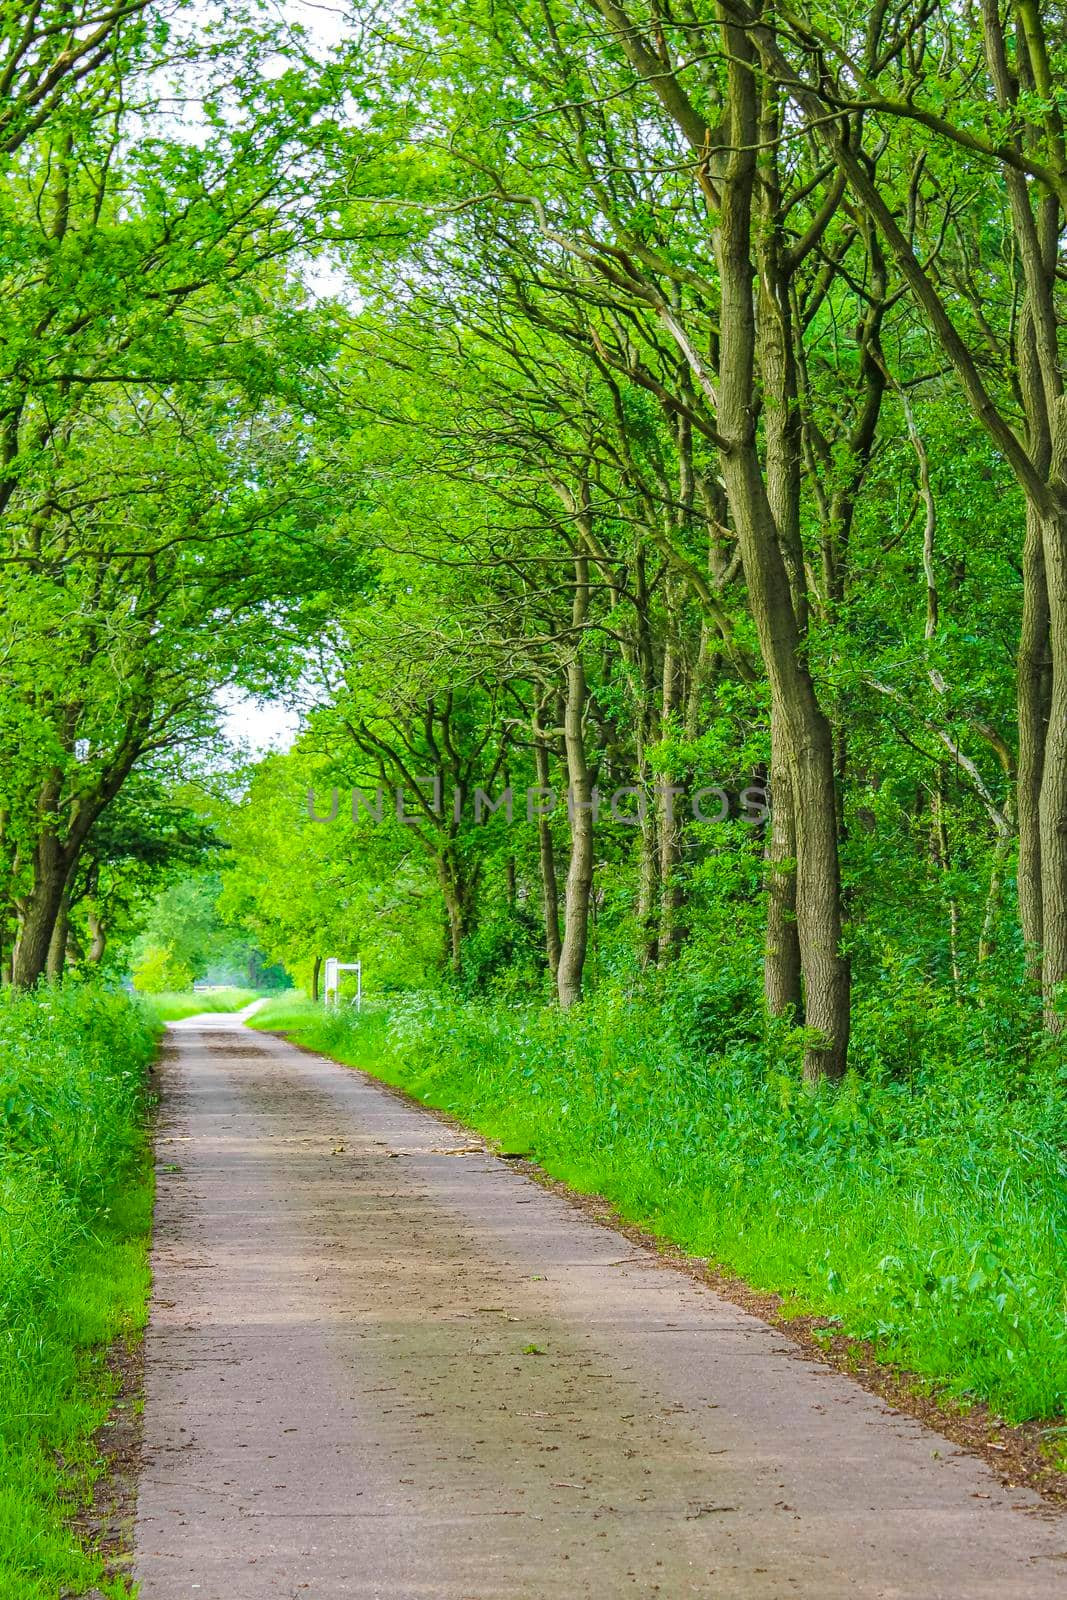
[5,0,1067,1085]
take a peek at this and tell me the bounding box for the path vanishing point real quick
[133,1009,1067,1598]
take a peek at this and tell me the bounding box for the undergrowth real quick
[252,988,1067,1427]
[0,984,156,1599]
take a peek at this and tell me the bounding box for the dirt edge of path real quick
[65,1329,145,1597]
[265,1027,1067,1516]
[61,1079,155,1600]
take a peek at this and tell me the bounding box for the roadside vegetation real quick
[0,986,155,1600]
[143,989,258,1023]
[254,993,1066,1426]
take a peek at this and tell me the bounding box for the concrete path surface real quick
[134,1012,1067,1598]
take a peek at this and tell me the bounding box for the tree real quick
[745,0,1067,1027]
[0,15,380,983]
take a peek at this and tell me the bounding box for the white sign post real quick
[323,957,362,1010]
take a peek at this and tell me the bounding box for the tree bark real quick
[657,596,686,960]
[636,809,659,967]
[12,721,146,988]
[979,829,1013,968]
[712,11,850,1078]
[533,719,563,981]
[632,548,660,965]
[1017,501,1051,973]
[87,910,107,964]
[45,889,70,981]
[932,775,961,996]
[13,858,67,988]
[763,737,802,1019]
[1037,496,1067,1026]
[438,849,471,975]
[557,556,594,1008]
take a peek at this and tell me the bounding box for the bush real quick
[130,942,194,994]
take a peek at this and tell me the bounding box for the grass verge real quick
[0,985,156,1599]
[250,990,1067,1437]
[141,987,258,1022]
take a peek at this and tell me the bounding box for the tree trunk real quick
[657,597,688,961]
[932,775,961,997]
[712,14,850,1078]
[11,739,144,989]
[790,719,851,1080]
[657,799,685,959]
[1037,498,1067,1027]
[763,735,802,1019]
[437,848,472,976]
[636,809,659,967]
[13,860,67,988]
[45,890,70,981]
[311,953,322,1003]
[1018,501,1051,978]
[979,828,1013,968]
[557,558,594,1008]
[533,725,562,981]
[633,550,660,965]
[87,910,107,964]
[441,882,464,973]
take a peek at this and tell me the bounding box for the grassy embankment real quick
[251,991,1067,1433]
[0,985,156,1600]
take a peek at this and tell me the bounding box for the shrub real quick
[131,942,196,994]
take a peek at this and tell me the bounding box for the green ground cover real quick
[0,985,155,1599]
[143,988,258,1022]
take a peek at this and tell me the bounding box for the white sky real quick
[218,688,302,753]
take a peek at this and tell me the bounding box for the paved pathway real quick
[134,1011,1067,1598]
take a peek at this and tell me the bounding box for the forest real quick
[1,2,1066,1589]
[7,0,1066,1052]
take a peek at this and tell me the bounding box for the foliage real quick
[0,0,378,985]
[130,872,282,989]
[217,747,450,991]
[144,988,260,1022]
[0,983,155,1597]
[130,943,196,995]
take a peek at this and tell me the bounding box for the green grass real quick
[0,984,156,1598]
[246,992,317,1031]
[142,986,258,1022]
[250,990,1067,1427]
